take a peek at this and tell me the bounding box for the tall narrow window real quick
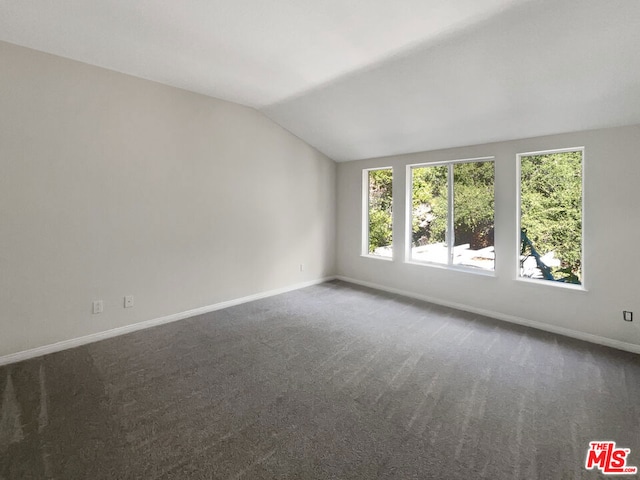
[409,158,495,271]
[409,165,448,264]
[518,149,583,285]
[363,167,393,258]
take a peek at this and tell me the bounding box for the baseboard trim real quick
[336,275,640,355]
[0,276,337,367]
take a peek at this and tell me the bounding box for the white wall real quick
[337,125,640,349]
[0,41,336,357]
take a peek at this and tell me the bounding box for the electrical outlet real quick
[92,300,103,314]
[124,295,134,308]
[300,264,304,272]
[623,311,633,322]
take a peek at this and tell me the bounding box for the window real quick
[518,148,583,285]
[408,158,495,271]
[363,167,393,258]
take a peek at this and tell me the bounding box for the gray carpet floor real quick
[1,280,639,479]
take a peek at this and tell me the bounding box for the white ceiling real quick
[1,0,640,161]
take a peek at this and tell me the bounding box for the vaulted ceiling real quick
[2,0,640,161]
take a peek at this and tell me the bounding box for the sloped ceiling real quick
[1,0,640,161]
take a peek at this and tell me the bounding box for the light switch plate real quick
[93,300,103,314]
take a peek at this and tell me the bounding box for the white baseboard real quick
[0,276,337,367]
[336,275,640,355]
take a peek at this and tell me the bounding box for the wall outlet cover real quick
[124,295,134,308]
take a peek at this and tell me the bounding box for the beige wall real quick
[337,125,640,349]
[0,41,336,357]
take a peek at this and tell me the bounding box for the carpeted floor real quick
[1,280,639,479]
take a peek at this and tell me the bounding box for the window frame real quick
[405,156,496,275]
[362,166,394,261]
[515,146,586,291]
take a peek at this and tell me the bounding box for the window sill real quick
[405,260,496,277]
[361,254,394,262]
[515,277,587,292]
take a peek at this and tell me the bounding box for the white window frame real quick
[405,156,495,275]
[362,166,394,260]
[516,147,586,291]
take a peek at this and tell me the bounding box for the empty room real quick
[1,0,640,478]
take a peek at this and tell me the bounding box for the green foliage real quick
[366,153,582,283]
[520,151,582,283]
[453,162,494,249]
[368,169,393,252]
[411,163,494,249]
[411,165,448,245]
